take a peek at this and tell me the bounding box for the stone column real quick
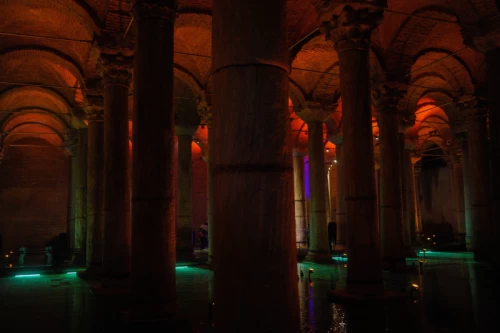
[410,153,422,241]
[129,0,177,319]
[297,104,331,263]
[414,161,423,240]
[293,151,307,244]
[99,53,132,277]
[212,1,300,331]
[65,129,79,251]
[333,137,346,250]
[458,97,492,261]
[75,128,88,264]
[451,154,466,237]
[400,143,414,253]
[319,1,385,297]
[175,130,196,262]
[325,166,332,223]
[197,98,214,265]
[372,83,405,269]
[84,100,104,271]
[455,133,473,250]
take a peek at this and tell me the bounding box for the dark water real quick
[0,255,497,333]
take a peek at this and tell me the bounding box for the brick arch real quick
[0,86,71,125]
[386,5,459,79]
[2,122,64,148]
[1,111,68,136]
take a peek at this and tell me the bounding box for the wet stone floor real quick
[0,252,498,333]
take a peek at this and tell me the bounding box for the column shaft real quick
[86,119,104,270]
[130,1,177,316]
[378,110,405,267]
[293,154,307,243]
[212,0,300,331]
[468,118,492,261]
[102,59,131,276]
[75,129,88,262]
[462,144,473,250]
[338,46,383,296]
[176,134,194,260]
[335,144,346,248]
[305,121,330,261]
[452,161,466,235]
[207,125,214,266]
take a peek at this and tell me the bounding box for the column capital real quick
[462,19,500,53]
[456,95,488,124]
[98,53,133,88]
[371,81,406,113]
[132,0,178,21]
[197,93,212,128]
[410,152,422,165]
[296,101,331,123]
[317,1,386,53]
[64,128,79,156]
[414,161,422,176]
[454,131,468,149]
[84,95,104,122]
[331,134,343,146]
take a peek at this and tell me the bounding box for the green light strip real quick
[15,274,40,278]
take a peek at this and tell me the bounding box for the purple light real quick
[304,155,310,199]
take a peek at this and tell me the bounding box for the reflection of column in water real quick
[298,279,310,331]
[467,262,479,329]
[333,304,347,333]
[346,305,385,333]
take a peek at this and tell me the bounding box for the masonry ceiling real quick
[0,0,497,153]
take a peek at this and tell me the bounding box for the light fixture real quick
[334,159,338,163]
[15,274,40,278]
[326,148,329,153]
[66,272,77,275]
[375,136,379,140]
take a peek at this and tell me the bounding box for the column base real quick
[304,250,333,264]
[176,250,197,266]
[123,301,178,323]
[326,289,405,305]
[382,257,406,271]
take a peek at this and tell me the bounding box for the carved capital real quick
[317,1,386,53]
[296,101,331,123]
[84,95,104,122]
[456,96,488,124]
[64,129,79,156]
[331,134,343,146]
[371,81,406,113]
[133,0,178,21]
[98,54,133,88]
[398,113,416,133]
[197,93,212,128]
[454,131,468,149]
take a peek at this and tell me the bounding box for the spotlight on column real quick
[326,148,330,153]
[410,283,420,303]
[375,136,379,140]
[334,159,338,163]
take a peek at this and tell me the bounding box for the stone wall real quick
[0,138,69,251]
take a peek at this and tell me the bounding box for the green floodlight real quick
[15,274,40,278]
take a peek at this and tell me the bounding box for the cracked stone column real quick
[129,0,177,319]
[175,109,199,263]
[297,103,332,263]
[197,97,214,266]
[75,128,88,264]
[319,0,386,297]
[99,53,132,277]
[458,97,492,261]
[372,83,405,269]
[84,98,105,272]
[293,150,307,244]
[212,0,300,331]
[332,136,346,250]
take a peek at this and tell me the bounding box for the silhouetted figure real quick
[198,222,208,250]
[328,221,337,253]
[45,246,52,266]
[46,233,68,267]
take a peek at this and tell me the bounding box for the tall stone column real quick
[212,1,300,331]
[372,83,405,269]
[400,143,414,253]
[414,161,423,240]
[458,97,492,261]
[293,151,307,244]
[84,99,104,271]
[455,133,473,250]
[297,104,331,263]
[319,1,386,297]
[410,153,422,241]
[129,0,177,319]
[197,98,214,265]
[451,155,466,237]
[325,167,332,223]
[175,130,196,262]
[333,137,346,249]
[99,53,132,277]
[65,130,78,251]
[75,128,88,263]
